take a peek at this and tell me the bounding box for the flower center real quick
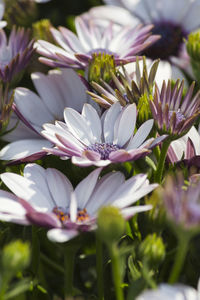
[86,142,120,160]
[169,110,185,126]
[144,22,186,60]
[52,207,89,223]
[52,206,69,223]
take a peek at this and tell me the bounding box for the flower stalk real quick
[109,243,125,300]
[154,139,171,183]
[168,232,190,284]
[64,244,76,298]
[96,235,104,300]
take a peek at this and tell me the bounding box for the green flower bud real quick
[139,233,165,267]
[97,206,125,245]
[186,31,200,81]
[2,240,30,275]
[32,19,54,43]
[137,93,152,124]
[88,53,116,84]
[186,31,200,61]
[4,0,37,29]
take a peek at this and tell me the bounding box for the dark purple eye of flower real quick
[52,207,89,223]
[87,142,120,160]
[144,22,186,60]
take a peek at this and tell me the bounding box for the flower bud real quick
[88,53,116,84]
[4,0,37,29]
[139,233,165,267]
[137,93,152,124]
[32,19,54,43]
[97,206,125,245]
[186,31,200,81]
[2,240,30,275]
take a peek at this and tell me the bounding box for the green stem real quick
[154,140,171,183]
[109,244,124,300]
[31,226,40,277]
[142,262,157,289]
[64,244,77,298]
[40,253,64,274]
[96,235,104,300]
[168,235,190,284]
[153,145,161,162]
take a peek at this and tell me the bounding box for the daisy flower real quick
[0,163,157,242]
[89,0,200,75]
[42,102,166,167]
[89,0,200,60]
[36,15,159,70]
[0,68,95,163]
[150,80,200,140]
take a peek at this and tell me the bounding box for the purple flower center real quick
[52,207,89,223]
[169,110,185,126]
[144,21,186,60]
[87,142,120,160]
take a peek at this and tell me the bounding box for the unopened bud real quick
[2,240,30,275]
[186,31,200,81]
[88,53,116,84]
[97,206,125,244]
[4,0,37,29]
[33,19,54,43]
[139,233,165,267]
[137,93,152,124]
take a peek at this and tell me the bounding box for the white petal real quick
[0,173,52,211]
[0,139,52,161]
[88,5,137,26]
[113,184,158,208]
[103,102,121,143]
[72,156,110,167]
[114,104,136,146]
[109,174,148,202]
[64,106,95,145]
[75,168,102,209]
[82,104,102,142]
[47,228,78,243]
[0,193,25,215]
[54,69,89,111]
[24,164,53,205]
[121,205,152,219]
[126,119,154,150]
[14,88,53,127]
[46,168,74,208]
[86,172,125,214]
[70,193,77,222]
[136,283,198,300]
[183,1,200,31]
[31,72,66,119]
